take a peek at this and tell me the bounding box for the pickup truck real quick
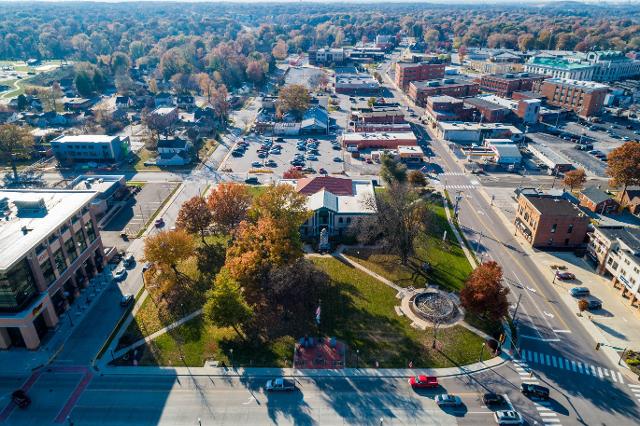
[265,378,296,392]
[408,375,438,389]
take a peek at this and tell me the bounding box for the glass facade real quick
[0,259,39,312]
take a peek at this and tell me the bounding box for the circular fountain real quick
[409,289,461,325]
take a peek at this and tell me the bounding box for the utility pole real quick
[512,293,523,325]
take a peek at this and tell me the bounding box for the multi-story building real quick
[435,122,523,145]
[524,56,597,81]
[588,226,640,310]
[349,103,405,125]
[536,78,609,118]
[407,78,479,107]
[0,189,106,349]
[50,134,131,163]
[423,95,475,124]
[477,73,547,97]
[309,48,346,66]
[462,97,511,123]
[578,186,619,214]
[334,68,380,95]
[394,58,447,90]
[514,193,589,248]
[587,51,640,82]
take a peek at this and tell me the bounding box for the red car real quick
[555,271,575,281]
[408,375,438,389]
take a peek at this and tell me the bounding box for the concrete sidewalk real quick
[98,351,510,379]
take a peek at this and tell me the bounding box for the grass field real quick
[344,200,473,291]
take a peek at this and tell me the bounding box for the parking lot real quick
[527,132,609,177]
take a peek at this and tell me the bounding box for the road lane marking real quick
[528,351,533,362]
[546,354,551,365]
[543,311,554,318]
[618,372,625,383]
[551,356,558,368]
[564,359,571,370]
[629,384,640,389]
[597,367,604,378]
[540,412,558,417]
[603,369,609,377]
[577,362,584,374]
[571,361,577,372]
[552,329,571,333]
[611,371,618,383]
[591,365,597,376]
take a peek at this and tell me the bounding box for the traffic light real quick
[595,343,601,351]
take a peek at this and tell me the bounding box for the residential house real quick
[300,106,329,134]
[115,96,134,110]
[154,92,174,107]
[156,137,193,166]
[177,94,195,110]
[620,187,640,215]
[63,98,93,111]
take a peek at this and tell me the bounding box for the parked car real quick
[494,410,523,425]
[482,392,506,406]
[245,177,259,185]
[276,137,285,142]
[265,378,296,392]
[154,218,165,228]
[333,156,343,162]
[581,297,603,311]
[435,394,462,407]
[319,168,328,174]
[408,375,438,389]
[555,271,575,281]
[265,160,277,167]
[11,390,31,409]
[114,268,127,282]
[569,287,590,298]
[332,145,341,150]
[521,383,550,400]
[251,161,263,167]
[123,254,135,269]
[120,294,134,307]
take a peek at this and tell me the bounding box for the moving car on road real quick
[521,383,550,400]
[123,254,136,268]
[114,268,127,282]
[11,390,31,409]
[494,410,523,425]
[265,378,296,392]
[408,375,438,389]
[435,394,462,407]
[482,392,506,406]
[555,271,575,281]
[120,294,134,307]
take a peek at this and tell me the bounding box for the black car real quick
[521,383,550,400]
[245,177,259,184]
[582,297,603,311]
[482,392,506,406]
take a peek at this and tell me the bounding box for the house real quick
[486,139,522,168]
[115,96,134,110]
[150,106,179,126]
[300,106,329,134]
[154,92,174,107]
[0,111,20,124]
[156,137,192,166]
[63,97,93,111]
[514,192,590,248]
[578,187,619,214]
[281,176,377,237]
[620,187,640,215]
[176,94,195,110]
[588,225,640,311]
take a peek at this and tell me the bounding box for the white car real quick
[113,268,127,281]
[494,410,523,425]
[435,394,462,407]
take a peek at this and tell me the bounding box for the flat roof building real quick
[50,134,131,163]
[394,59,447,90]
[408,78,479,107]
[478,73,547,97]
[341,131,417,150]
[525,56,597,81]
[0,189,106,349]
[536,78,609,118]
[434,122,523,145]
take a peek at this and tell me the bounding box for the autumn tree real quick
[283,167,305,179]
[278,84,310,119]
[176,196,213,243]
[203,269,252,340]
[563,168,587,191]
[460,261,510,321]
[210,84,230,122]
[607,142,640,202]
[207,182,252,234]
[197,73,216,104]
[0,124,34,180]
[408,170,427,187]
[143,229,196,280]
[246,60,265,85]
[249,183,310,228]
[272,39,288,60]
[380,153,407,185]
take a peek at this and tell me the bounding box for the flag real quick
[315,305,321,325]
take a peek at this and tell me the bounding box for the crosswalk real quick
[443,184,478,190]
[519,349,625,383]
[630,384,640,404]
[534,401,562,425]
[437,172,466,177]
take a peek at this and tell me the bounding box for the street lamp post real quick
[356,349,360,369]
[230,348,234,367]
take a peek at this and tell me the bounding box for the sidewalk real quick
[98,351,510,379]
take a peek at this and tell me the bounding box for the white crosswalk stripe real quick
[542,419,561,424]
[517,350,623,384]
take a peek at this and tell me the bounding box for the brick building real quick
[462,97,511,123]
[394,60,446,90]
[423,95,475,124]
[535,78,609,118]
[514,193,590,248]
[408,78,479,107]
[477,73,547,97]
[578,186,619,214]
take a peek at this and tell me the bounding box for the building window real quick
[551,224,557,233]
[84,221,97,242]
[40,258,56,286]
[52,248,67,273]
[568,224,573,234]
[64,238,78,262]
[75,231,87,252]
[0,258,39,312]
[564,238,570,246]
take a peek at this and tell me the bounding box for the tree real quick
[460,261,510,321]
[353,182,429,265]
[170,72,197,94]
[143,229,196,280]
[607,142,640,202]
[110,51,131,75]
[176,196,213,243]
[207,182,252,234]
[563,168,587,191]
[380,153,407,185]
[250,183,310,228]
[246,60,265,85]
[272,39,288,60]
[197,73,216,104]
[457,45,468,62]
[408,170,427,187]
[0,124,34,180]
[277,84,310,119]
[115,73,135,95]
[210,84,230,122]
[203,269,252,340]
[283,167,305,179]
[578,298,589,313]
[143,109,173,142]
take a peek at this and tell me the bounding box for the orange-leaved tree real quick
[460,261,510,321]
[176,196,213,243]
[563,168,587,191]
[207,183,252,234]
[607,142,640,203]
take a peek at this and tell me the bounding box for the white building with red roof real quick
[281,176,376,237]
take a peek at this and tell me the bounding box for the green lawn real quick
[344,200,473,291]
